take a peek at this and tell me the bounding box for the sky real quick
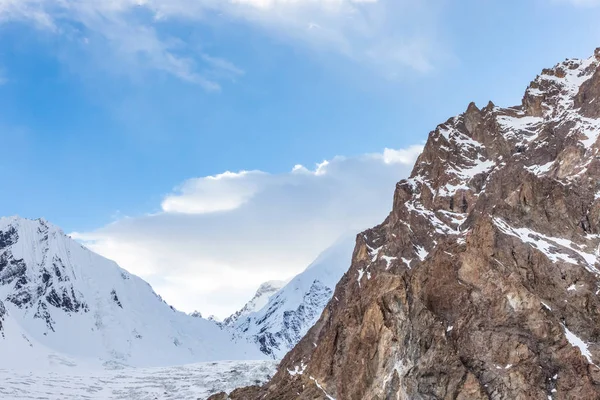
[1,0,600,318]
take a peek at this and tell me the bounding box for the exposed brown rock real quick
[232,49,600,399]
[577,51,600,119]
[206,392,228,400]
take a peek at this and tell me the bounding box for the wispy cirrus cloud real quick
[72,144,423,318]
[0,0,244,90]
[0,0,447,89]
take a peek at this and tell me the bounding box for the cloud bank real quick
[73,145,423,318]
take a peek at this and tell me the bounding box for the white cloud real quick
[161,171,264,214]
[72,144,422,319]
[0,0,242,90]
[0,0,57,30]
[0,0,447,87]
[382,145,424,164]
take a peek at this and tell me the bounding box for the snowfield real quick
[0,360,277,400]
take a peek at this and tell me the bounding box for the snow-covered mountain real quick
[0,216,264,370]
[226,234,356,359]
[222,280,286,328]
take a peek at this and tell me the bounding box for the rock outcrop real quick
[222,48,600,399]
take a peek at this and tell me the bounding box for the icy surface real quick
[381,255,397,270]
[287,360,307,376]
[0,360,276,400]
[357,268,365,286]
[497,114,544,144]
[526,161,554,176]
[563,325,594,365]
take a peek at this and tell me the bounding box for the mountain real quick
[0,216,264,370]
[225,234,356,359]
[219,48,600,399]
[222,280,286,328]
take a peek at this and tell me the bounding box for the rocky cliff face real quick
[222,48,600,399]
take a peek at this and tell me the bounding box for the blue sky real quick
[1,0,600,316]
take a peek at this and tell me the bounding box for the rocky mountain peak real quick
[524,51,599,118]
[222,235,356,359]
[222,280,286,329]
[222,48,600,400]
[0,216,90,330]
[256,280,286,294]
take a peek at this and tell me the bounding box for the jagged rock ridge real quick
[222,48,600,399]
[224,235,355,359]
[223,280,286,328]
[0,216,263,369]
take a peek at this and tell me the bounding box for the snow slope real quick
[228,234,356,359]
[0,216,264,369]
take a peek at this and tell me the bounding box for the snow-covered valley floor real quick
[0,360,277,400]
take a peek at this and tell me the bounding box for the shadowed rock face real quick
[218,49,600,400]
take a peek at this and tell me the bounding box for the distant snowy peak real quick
[255,280,288,303]
[223,280,286,327]
[0,216,264,369]
[207,315,221,323]
[227,234,357,359]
